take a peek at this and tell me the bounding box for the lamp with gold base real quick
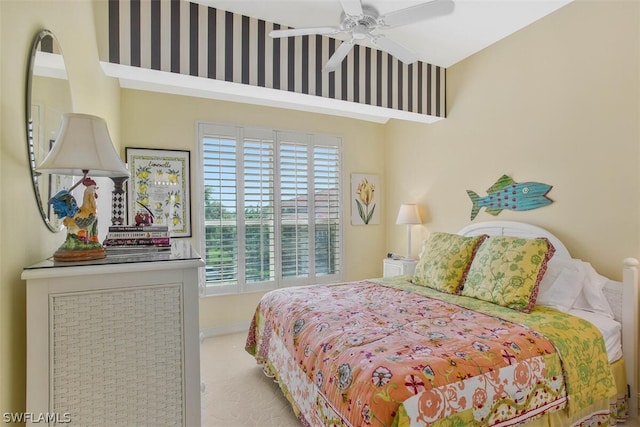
[36,113,129,261]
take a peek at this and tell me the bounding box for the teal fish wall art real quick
[467,175,553,220]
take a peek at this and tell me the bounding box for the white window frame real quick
[195,122,344,296]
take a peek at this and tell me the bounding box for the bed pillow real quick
[412,232,487,294]
[461,236,556,312]
[537,258,575,295]
[572,261,615,319]
[536,262,584,313]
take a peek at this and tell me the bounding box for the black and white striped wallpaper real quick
[108,0,446,118]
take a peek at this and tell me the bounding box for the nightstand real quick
[383,258,418,278]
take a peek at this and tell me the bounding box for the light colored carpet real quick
[201,331,300,427]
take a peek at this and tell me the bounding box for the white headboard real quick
[457,220,638,417]
[457,220,571,259]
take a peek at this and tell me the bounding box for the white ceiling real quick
[192,0,573,68]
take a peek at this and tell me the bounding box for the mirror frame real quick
[25,29,70,232]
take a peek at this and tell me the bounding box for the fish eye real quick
[522,187,529,194]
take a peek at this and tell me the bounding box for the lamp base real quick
[53,246,106,262]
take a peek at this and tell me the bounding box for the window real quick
[196,123,343,295]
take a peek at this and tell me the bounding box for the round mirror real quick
[26,30,73,232]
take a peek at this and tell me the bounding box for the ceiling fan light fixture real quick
[270,0,455,72]
[352,25,369,40]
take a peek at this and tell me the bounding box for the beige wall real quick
[385,0,640,280]
[0,0,120,415]
[119,90,388,331]
[1,0,638,415]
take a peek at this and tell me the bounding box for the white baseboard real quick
[200,321,250,339]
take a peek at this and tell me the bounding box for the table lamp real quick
[36,113,129,261]
[396,203,422,260]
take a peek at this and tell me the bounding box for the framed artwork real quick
[351,173,380,225]
[126,147,191,237]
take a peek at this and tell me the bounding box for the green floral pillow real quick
[461,236,556,312]
[413,232,487,294]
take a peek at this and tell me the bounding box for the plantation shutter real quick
[199,123,342,295]
[202,127,239,289]
[313,138,342,277]
[279,133,310,282]
[243,130,276,285]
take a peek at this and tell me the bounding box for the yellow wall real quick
[0,0,120,415]
[119,89,388,331]
[385,0,640,280]
[0,0,638,415]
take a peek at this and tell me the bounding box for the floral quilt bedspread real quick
[246,278,616,427]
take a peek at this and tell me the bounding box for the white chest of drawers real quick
[22,243,204,426]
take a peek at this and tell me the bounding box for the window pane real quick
[203,136,238,286]
[314,145,341,276]
[204,224,237,283]
[244,139,275,283]
[281,224,309,277]
[280,143,309,279]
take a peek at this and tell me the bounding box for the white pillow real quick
[537,264,584,313]
[572,261,615,319]
[538,258,575,295]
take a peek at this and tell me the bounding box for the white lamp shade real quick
[396,204,421,225]
[36,113,129,177]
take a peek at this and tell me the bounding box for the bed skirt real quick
[252,330,628,427]
[517,358,628,427]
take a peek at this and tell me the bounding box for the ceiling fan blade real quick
[269,27,341,38]
[338,0,364,17]
[379,0,455,28]
[323,39,355,72]
[370,35,418,64]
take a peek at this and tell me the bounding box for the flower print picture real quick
[356,179,375,223]
[351,174,380,225]
[126,148,191,237]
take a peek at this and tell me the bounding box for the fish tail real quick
[466,190,481,220]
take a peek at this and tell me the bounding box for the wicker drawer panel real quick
[50,284,184,426]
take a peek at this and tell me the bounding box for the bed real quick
[246,221,638,426]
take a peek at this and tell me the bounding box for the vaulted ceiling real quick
[102,0,574,124]
[192,0,573,68]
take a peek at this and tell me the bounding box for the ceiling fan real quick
[269,0,455,73]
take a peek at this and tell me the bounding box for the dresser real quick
[22,242,204,426]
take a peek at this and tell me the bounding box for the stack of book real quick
[103,225,171,253]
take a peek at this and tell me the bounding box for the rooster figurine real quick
[48,177,106,261]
